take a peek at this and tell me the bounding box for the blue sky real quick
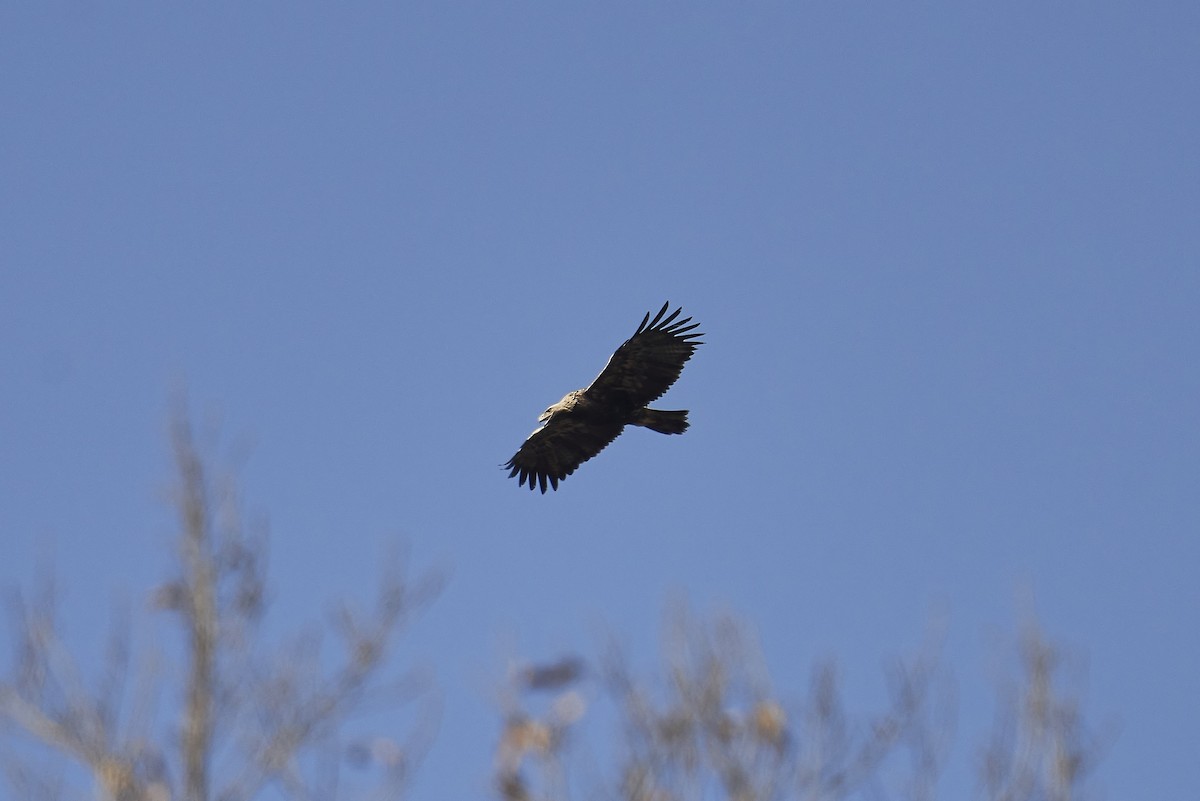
[2,3,1197,798]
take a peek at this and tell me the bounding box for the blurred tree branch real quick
[1,403,441,801]
[980,619,1108,801]
[493,605,1105,801]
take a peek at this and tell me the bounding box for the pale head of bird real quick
[539,391,581,423]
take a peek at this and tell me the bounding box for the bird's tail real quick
[632,408,689,435]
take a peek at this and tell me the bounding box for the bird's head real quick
[539,391,580,423]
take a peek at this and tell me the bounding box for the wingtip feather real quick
[647,301,671,330]
[634,310,652,335]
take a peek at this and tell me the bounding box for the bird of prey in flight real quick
[504,302,703,493]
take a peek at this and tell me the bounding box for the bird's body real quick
[505,302,703,493]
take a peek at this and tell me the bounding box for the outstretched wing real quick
[584,302,704,411]
[504,416,626,493]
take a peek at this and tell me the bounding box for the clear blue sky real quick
[2,3,1197,798]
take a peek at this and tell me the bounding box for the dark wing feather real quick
[584,302,704,411]
[504,416,626,493]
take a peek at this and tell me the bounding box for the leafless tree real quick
[1,405,441,801]
[979,620,1107,801]
[493,606,1104,801]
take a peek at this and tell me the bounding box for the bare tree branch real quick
[980,618,1108,801]
[2,400,440,801]
[171,412,218,801]
[492,603,1113,801]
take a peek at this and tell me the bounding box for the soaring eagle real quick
[505,302,703,493]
